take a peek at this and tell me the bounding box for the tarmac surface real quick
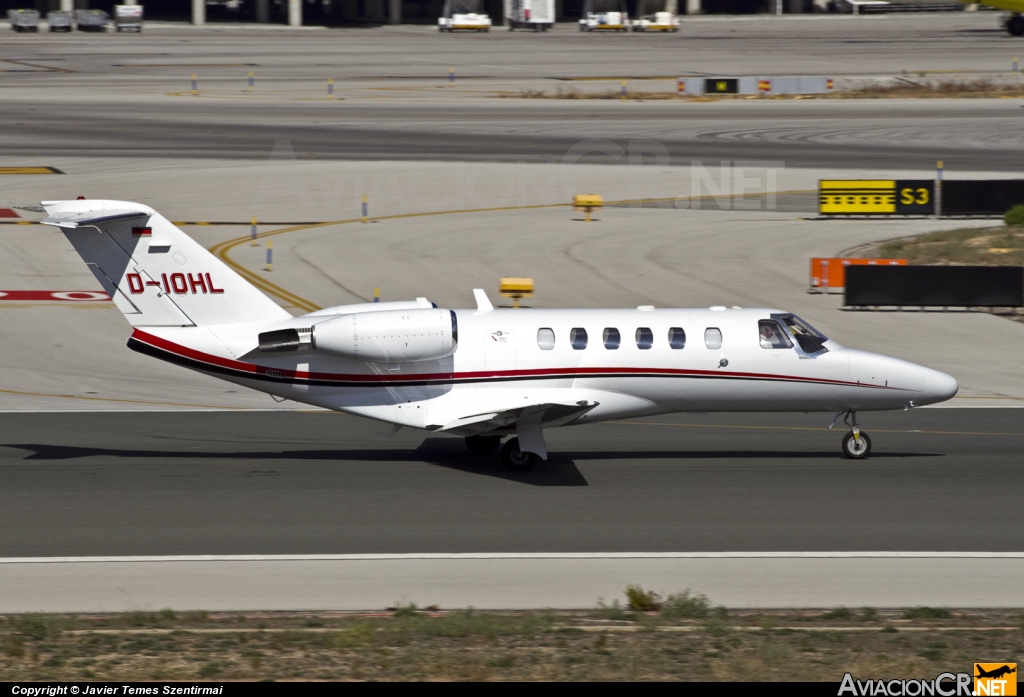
[2,15,1024,170]
[2,14,1023,610]
[2,409,1021,557]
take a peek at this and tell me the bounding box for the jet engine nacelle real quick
[312,308,457,363]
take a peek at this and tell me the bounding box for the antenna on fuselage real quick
[473,288,494,314]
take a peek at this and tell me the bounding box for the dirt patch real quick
[858,227,1024,267]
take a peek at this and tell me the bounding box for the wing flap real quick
[434,400,598,434]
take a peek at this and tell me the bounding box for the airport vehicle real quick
[114,4,143,32]
[579,0,629,31]
[438,0,492,31]
[962,0,1024,35]
[504,0,554,31]
[75,9,109,30]
[8,9,40,32]
[630,0,679,31]
[41,199,959,470]
[46,10,73,31]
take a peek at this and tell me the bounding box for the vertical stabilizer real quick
[42,200,291,327]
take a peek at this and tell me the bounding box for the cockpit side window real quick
[777,314,829,355]
[758,320,793,349]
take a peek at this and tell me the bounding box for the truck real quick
[438,0,492,31]
[8,9,40,32]
[631,0,679,31]
[578,0,629,31]
[75,9,109,31]
[46,10,73,31]
[114,4,143,32]
[504,0,554,31]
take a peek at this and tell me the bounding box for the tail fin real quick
[41,199,290,327]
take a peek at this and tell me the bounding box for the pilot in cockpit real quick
[759,321,791,349]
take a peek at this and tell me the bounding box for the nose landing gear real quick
[832,411,872,459]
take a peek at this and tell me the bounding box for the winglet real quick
[473,288,493,313]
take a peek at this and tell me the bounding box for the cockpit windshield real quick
[776,314,829,355]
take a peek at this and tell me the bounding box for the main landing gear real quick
[833,411,872,459]
[464,435,538,471]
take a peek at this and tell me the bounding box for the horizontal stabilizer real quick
[41,209,148,229]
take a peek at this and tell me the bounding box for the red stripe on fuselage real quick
[129,329,894,390]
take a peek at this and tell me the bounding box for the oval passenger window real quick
[603,328,620,350]
[704,327,722,350]
[537,328,555,350]
[635,327,653,350]
[570,328,588,350]
[668,327,686,349]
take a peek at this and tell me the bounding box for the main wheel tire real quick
[1009,16,1024,37]
[501,437,537,471]
[465,435,501,456]
[842,431,872,459]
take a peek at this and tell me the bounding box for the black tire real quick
[465,435,501,456]
[1009,16,1024,37]
[842,431,872,459]
[501,437,537,471]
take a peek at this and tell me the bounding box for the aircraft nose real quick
[918,367,958,406]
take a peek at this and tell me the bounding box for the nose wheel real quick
[842,430,872,459]
[836,411,871,459]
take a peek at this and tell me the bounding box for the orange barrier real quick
[810,258,907,292]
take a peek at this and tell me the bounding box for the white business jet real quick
[42,199,959,470]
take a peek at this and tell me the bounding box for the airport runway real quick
[5,99,1024,171]
[3,16,1024,170]
[2,409,1021,557]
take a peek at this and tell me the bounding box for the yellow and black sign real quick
[819,180,934,215]
[703,78,738,94]
[975,663,1017,696]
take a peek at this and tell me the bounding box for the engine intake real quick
[311,308,457,363]
[257,327,312,352]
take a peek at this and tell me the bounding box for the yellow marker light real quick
[573,194,603,222]
[500,277,534,309]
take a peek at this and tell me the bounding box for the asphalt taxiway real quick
[3,408,1022,611]
[2,409,1021,557]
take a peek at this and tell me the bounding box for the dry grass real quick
[500,79,1024,101]
[0,606,1021,681]
[830,78,1024,100]
[866,227,1024,267]
[504,86,680,100]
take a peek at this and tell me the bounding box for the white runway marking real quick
[2,551,1023,564]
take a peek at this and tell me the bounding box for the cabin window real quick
[758,320,793,349]
[570,328,588,350]
[704,327,722,350]
[668,327,686,349]
[635,327,653,350]
[603,328,620,350]
[537,328,555,350]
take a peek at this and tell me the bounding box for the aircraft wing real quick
[435,401,597,433]
[41,209,149,229]
[432,400,599,459]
